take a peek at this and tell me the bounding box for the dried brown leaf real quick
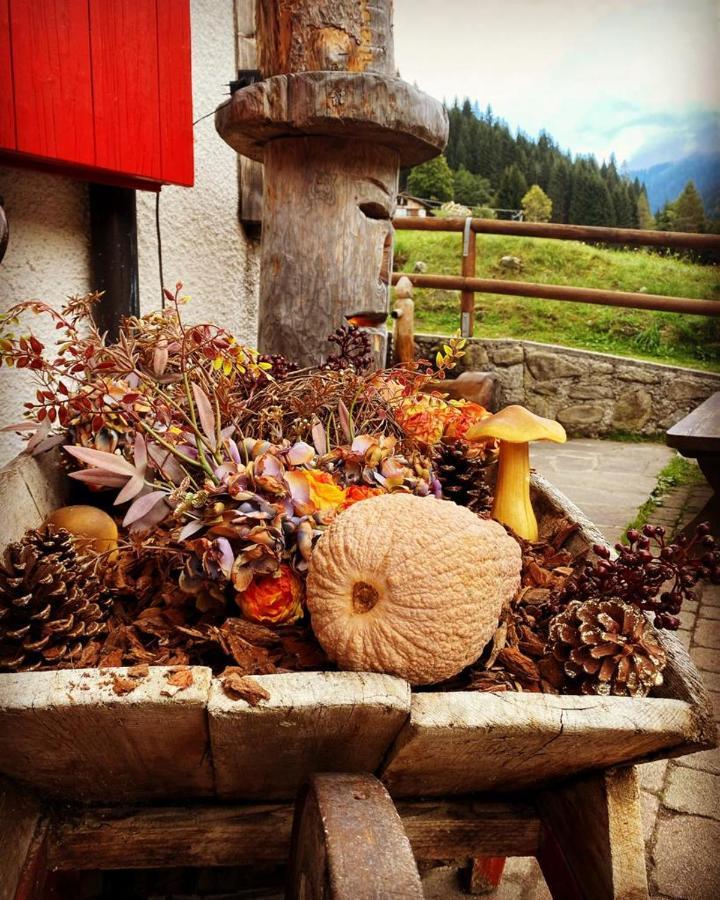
[497,647,540,683]
[165,667,194,690]
[221,671,271,705]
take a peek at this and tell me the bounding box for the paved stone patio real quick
[530,438,675,545]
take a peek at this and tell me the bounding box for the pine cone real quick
[0,525,111,672]
[546,598,666,698]
[434,440,494,513]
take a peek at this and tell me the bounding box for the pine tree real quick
[521,184,552,222]
[547,159,571,223]
[406,155,454,202]
[568,162,613,226]
[497,164,528,211]
[655,200,677,231]
[636,191,655,230]
[673,181,706,233]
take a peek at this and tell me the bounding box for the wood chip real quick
[127,664,149,679]
[165,668,194,690]
[110,674,138,695]
[221,671,272,705]
[497,647,540,683]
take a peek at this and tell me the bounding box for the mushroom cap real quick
[466,404,566,444]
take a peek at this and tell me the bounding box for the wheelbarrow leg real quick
[536,766,648,900]
[285,773,424,900]
[467,856,507,894]
[1,779,50,900]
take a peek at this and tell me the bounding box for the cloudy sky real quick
[394,0,720,169]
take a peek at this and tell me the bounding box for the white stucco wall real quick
[0,0,259,464]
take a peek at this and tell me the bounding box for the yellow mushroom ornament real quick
[466,405,566,541]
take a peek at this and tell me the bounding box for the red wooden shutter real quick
[0,0,15,149]
[10,0,95,165]
[0,0,193,188]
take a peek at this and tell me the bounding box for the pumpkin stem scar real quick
[352,582,379,613]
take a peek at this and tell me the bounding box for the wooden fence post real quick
[460,216,476,337]
[392,275,415,366]
[216,0,447,367]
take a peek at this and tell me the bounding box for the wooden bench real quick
[666,391,720,535]
[5,769,649,899]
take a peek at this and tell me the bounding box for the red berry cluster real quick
[565,523,719,629]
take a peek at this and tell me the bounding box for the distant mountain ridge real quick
[628,153,720,217]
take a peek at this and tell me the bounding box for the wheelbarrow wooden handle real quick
[286,773,423,900]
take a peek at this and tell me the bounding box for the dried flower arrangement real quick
[1,288,718,697]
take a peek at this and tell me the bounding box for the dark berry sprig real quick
[257,353,299,381]
[563,523,719,629]
[324,325,372,372]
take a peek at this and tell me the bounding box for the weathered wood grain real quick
[397,799,540,860]
[256,137,397,365]
[216,71,448,167]
[380,691,701,797]
[0,778,44,900]
[0,448,68,546]
[50,803,294,870]
[0,667,214,802]
[236,0,264,233]
[48,798,542,871]
[537,767,648,900]
[209,671,410,799]
[256,0,394,77]
[287,774,423,899]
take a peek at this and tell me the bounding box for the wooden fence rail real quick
[391,216,720,336]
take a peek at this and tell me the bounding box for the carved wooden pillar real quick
[217,0,447,366]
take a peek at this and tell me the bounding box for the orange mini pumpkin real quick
[45,505,118,558]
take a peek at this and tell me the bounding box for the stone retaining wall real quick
[413,335,720,437]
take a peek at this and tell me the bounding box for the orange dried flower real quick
[303,469,347,512]
[237,565,304,625]
[443,401,490,441]
[396,395,449,446]
[341,485,383,509]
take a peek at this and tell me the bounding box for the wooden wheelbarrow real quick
[1,449,716,899]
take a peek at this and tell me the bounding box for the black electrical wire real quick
[155,98,227,307]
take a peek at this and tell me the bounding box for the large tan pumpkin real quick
[307,493,522,685]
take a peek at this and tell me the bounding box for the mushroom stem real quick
[493,440,537,541]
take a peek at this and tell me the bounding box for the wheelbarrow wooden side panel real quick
[0,449,68,545]
[0,667,215,802]
[380,691,698,797]
[208,671,410,800]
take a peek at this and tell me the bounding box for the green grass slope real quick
[394,231,720,371]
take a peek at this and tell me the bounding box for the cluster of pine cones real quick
[0,525,111,672]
